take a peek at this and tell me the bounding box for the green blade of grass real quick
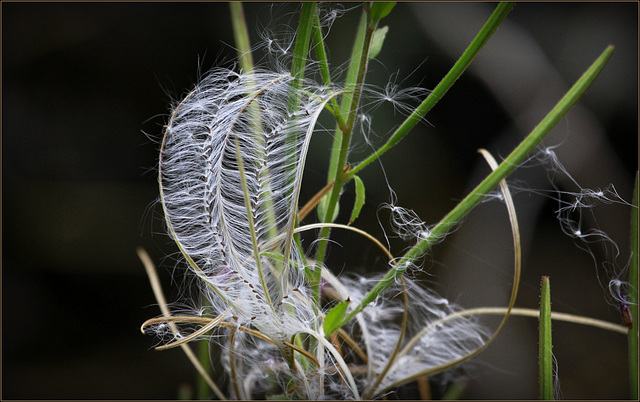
[539,276,554,400]
[629,171,639,399]
[285,2,316,192]
[337,44,615,330]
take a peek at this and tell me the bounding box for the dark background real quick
[2,2,637,399]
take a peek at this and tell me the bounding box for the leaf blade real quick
[369,26,389,59]
[348,175,366,224]
[323,299,351,336]
[369,2,396,22]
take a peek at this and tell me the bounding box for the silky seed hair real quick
[160,67,335,341]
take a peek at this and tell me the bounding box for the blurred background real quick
[2,2,637,399]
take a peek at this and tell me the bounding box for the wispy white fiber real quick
[337,275,489,394]
[160,67,333,343]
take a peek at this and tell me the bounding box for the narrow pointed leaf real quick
[348,175,366,224]
[369,2,396,22]
[323,299,351,336]
[369,26,389,60]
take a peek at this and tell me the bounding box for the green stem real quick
[229,2,254,73]
[347,2,515,179]
[288,2,316,113]
[285,1,315,202]
[539,276,554,400]
[196,332,212,399]
[337,44,615,329]
[312,6,376,305]
[325,11,367,193]
[279,2,316,285]
[312,8,345,128]
[629,171,639,399]
[229,2,284,243]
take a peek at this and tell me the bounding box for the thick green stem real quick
[337,44,615,329]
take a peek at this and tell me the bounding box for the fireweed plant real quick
[140,2,637,399]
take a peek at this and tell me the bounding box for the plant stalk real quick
[539,276,554,400]
[347,2,515,179]
[337,44,615,329]
[312,6,377,305]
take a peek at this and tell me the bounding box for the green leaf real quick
[369,2,396,22]
[539,276,553,400]
[369,26,389,60]
[323,299,351,336]
[349,175,366,224]
[318,194,339,223]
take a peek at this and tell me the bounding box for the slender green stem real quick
[312,8,345,128]
[313,7,377,305]
[337,44,615,329]
[288,2,316,113]
[277,2,316,292]
[196,338,212,399]
[229,2,254,73]
[197,295,213,400]
[285,1,315,216]
[629,171,639,399]
[375,149,522,397]
[327,11,367,183]
[347,2,515,179]
[312,9,331,87]
[539,276,554,400]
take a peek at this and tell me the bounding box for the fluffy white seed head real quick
[337,275,489,393]
[160,67,334,341]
